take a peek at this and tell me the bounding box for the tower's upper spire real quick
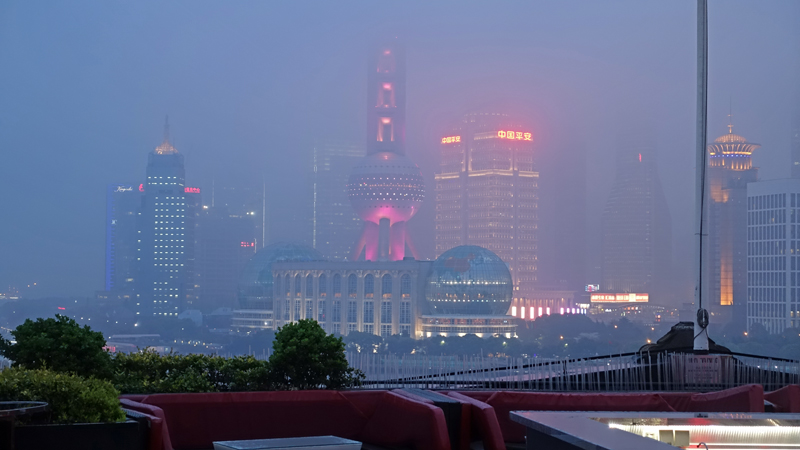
[154,115,178,155]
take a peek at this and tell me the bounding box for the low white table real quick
[214,436,362,450]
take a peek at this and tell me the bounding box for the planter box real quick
[14,419,146,450]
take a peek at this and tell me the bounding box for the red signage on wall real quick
[184,187,200,194]
[497,130,532,141]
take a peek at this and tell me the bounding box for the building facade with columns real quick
[272,259,433,337]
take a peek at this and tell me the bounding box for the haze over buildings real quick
[0,1,797,332]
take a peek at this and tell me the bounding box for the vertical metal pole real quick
[694,0,711,352]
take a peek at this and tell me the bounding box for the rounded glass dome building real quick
[423,246,516,338]
[233,242,324,330]
[426,246,513,315]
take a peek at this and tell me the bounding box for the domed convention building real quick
[232,242,324,331]
[422,245,516,338]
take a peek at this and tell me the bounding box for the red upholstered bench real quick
[445,392,505,450]
[658,384,764,413]
[457,391,676,443]
[765,385,800,413]
[121,390,449,450]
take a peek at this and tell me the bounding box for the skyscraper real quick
[312,141,364,260]
[104,183,141,299]
[135,121,195,318]
[705,125,760,326]
[196,206,256,312]
[601,132,672,299]
[746,178,800,334]
[348,43,425,261]
[434,113,539,296]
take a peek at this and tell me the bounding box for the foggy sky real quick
[0,1,798,298]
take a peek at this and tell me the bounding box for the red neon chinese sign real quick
[441,136,461,144]
[184,187,200,194]
[240,242,255,248]
[497,130,532,141]
[139,184,144,192]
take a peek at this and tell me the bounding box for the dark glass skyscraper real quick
[312,141,363,260]
[601,132,672,299]
[135,124,194,318]
[104,183,141,299]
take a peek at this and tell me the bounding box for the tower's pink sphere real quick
[348,152,425,224]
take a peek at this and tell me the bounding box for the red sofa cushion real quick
[140,391,369,449]
[765,385,800,413]
[130,390,450,450]
[120,398,173,450]
[446,392,506,450]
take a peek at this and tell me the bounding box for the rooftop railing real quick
[347,351,800,392]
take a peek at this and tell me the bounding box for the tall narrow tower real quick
[705,125,760,328]
[136,119,193,318]
[348,43,425,261]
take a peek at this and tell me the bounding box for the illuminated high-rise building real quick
[601,132,672,299]
[313,141,364,260]
[434,113,538,296]
[746,178,800,334]
[348,43,425,261]
[705,125,760,326]
[104,183,141,300]
[135,120,197,318]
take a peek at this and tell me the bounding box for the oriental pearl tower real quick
[348,44,425,261]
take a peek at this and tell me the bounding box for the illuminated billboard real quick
[441,135,461,144]
[497,130,532,141]
[590,293,649,303]
[184,187,201,194]
[585,284,600,292]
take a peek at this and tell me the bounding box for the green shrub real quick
[0,315,112,379]
[0,368,125,423]
[269,319,364,390]
[112,349,270,394]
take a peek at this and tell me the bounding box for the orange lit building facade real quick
[705,127,760,327]
[434,113,538,298]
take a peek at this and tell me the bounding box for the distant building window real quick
[305,300,313,319]
[363,301,374,324]
[348,274,358,298]
[348,301,357,323]
[380,324,392,338]
[306,275,314,297]
[401,274,411,298]
[382,274,393,298]
[283,299,290,321]
[318,300,326,322]
[364,274,374,298]
[348,323,358,333]
[400,301,411,324]
[363,324,374,334]
[381,301,392,324]
[333,274,342,297]
[295,275,302,297]
[399,325,411,336]
[333,301,342,322]
[284,274,291,297]
[319,274,327,297]
[332,323,340,335]
[294,300,301,321]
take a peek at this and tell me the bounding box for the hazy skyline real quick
[1,1,798,298]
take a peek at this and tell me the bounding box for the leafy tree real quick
[0,315,112,379]
[269,319,364,390]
